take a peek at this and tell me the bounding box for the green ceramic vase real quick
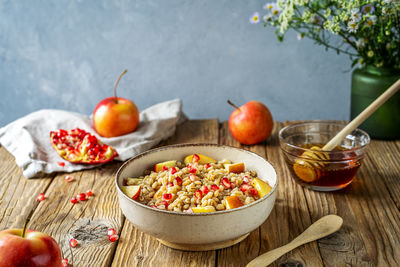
[351,65,400,140]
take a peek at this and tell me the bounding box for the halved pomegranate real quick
[50,128,118,164]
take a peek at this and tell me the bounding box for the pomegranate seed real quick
[69,238,78,248]
[240,184,250,193]
[70,197,78,204]
[162,166,168,171]
[109,234,119,242]
[77,193,87,201]
[60,129,68,136]
[159,200,169,209]
[167,182,174,187]
[58,162,65,167]
[62,258,68,267]
[192,154,200,163]
[86,190,93,197]
[189,167,197,174]
[249,188,259,196]
[211,184,220,191]
[170,167,177,174]
[201,186,209,195]
[163,193,172,200]
[222,177,231,188]
[204,163,211,169]
[107,228,117,236]
[243,176,250,184]
[65,175,73,182]
[37,193,45,201]
[150,205,157,208]
[195,189,203,199]
[189,174,197,182]
[175,176,183,186]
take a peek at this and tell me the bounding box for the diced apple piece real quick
[184,154,217,165]
[224,196,244,210]
[126,177,143,186]
[224,162,245,173]
[121,185,141,200]
[251,178,272,198]
[191,206,216,213]
[154,160,177,172]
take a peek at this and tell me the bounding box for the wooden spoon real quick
[294,78,400,182]
[246,214,343,267]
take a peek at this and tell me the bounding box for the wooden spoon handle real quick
[246,215,343,267]
[323,78,400,151]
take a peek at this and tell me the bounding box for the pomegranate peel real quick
[50,128,118,165]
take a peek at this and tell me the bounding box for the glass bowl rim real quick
[278,121,371,154]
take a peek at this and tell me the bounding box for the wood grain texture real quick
[0,146,53,230]
[259,122,324,267]
[26,162,124,266]
[1,120,400,267]
[111,119,219,267]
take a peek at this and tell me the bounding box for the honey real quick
[284,144,361,190]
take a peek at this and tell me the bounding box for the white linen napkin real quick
[0,99,185,179]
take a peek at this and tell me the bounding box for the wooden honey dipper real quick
[294,78,400,183]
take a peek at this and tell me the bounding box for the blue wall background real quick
[0,0,352,127]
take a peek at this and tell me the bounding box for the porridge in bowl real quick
[120,154,272,213]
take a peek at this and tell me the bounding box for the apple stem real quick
[227,100,241,112]
[113,69,128,104]
[21,217,30,238]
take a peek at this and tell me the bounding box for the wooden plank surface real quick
[0,146,54,230]
[111,119,219,267]
[0,120,400,267]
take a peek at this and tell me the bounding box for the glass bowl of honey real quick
[279,121,370,191]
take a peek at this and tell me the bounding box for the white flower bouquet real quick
[251,0,400,69]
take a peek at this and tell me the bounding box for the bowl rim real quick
[278,121,370,153]
[115,143,278,217]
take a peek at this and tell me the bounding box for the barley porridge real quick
[121,154,272,213]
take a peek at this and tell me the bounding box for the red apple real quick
[228,100,273,145]
[93,70,140,137]
[0,228,62,267]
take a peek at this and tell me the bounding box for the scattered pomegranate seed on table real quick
[64,175,73,182]
[62,258,68,267]
[69,238,78,248]
[77,193,87,201]
[37,193,45,201]
[107,228,117,237]
[70,197,78,204]
[57,162,65,167]
[109,234,119,242]
[86,190,93,197]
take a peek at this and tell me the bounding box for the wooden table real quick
[1,120,399,266]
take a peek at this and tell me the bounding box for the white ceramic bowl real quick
[115,144,278,250]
